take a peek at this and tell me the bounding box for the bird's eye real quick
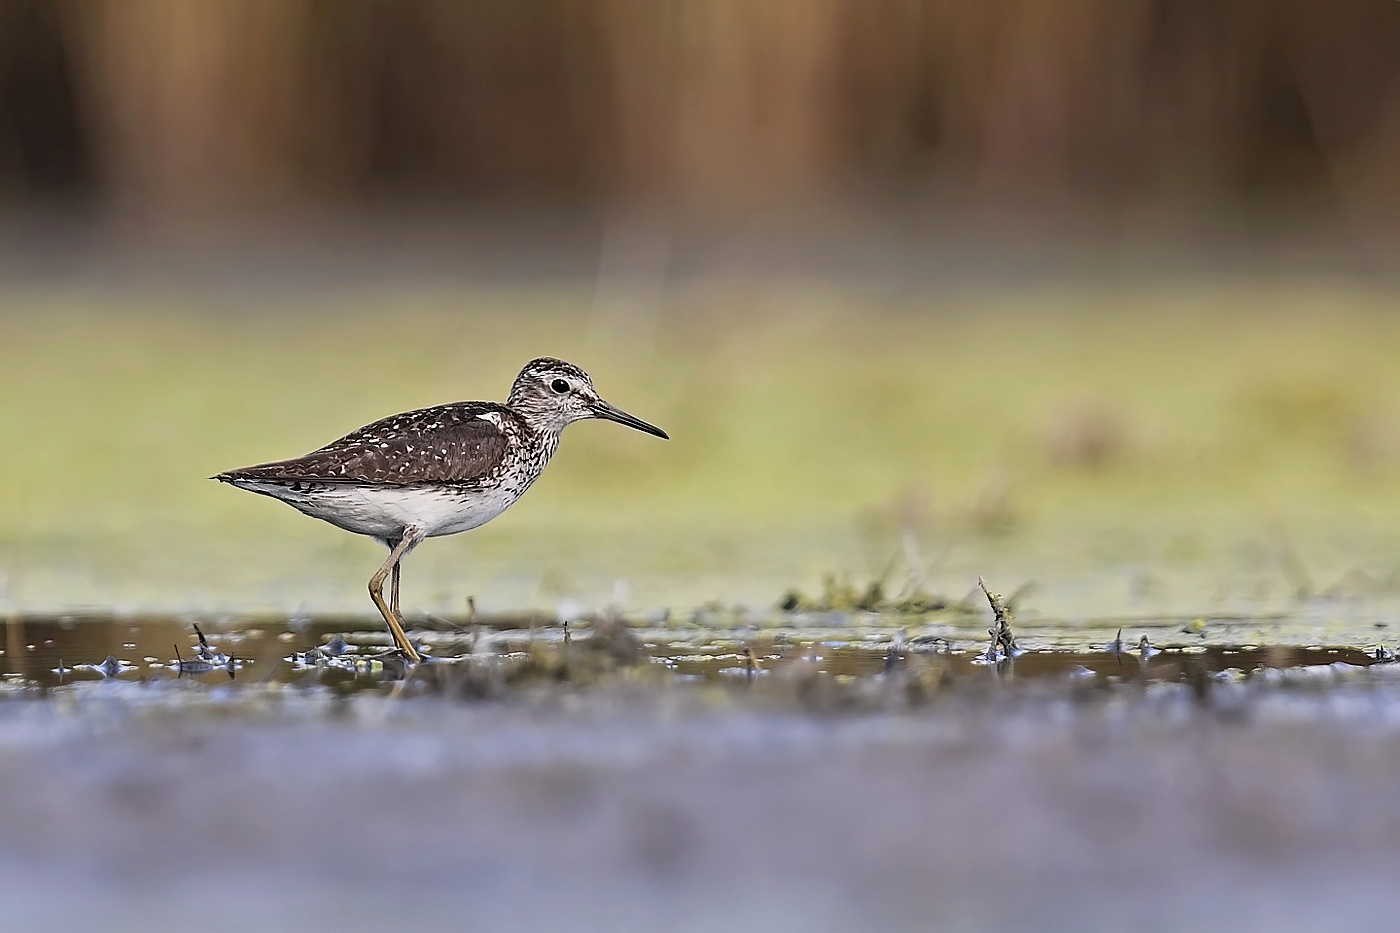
[550,378,571,394]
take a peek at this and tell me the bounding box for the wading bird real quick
[215,358,668,662]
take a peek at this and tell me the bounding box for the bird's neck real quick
[508,398,573,439]
[518,421,563,475]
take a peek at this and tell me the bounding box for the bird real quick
[214,357,668,663]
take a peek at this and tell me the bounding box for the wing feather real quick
[219,404,512,486]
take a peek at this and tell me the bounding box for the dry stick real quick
[978,576,1020,658]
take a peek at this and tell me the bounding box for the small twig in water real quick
[981,630,1000,664]
[978,576,1020,658]
[193,623,212,658]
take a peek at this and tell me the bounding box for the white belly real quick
[232,480,522,541]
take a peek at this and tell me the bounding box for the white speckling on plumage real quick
[214,357,665,651]
[212,357,655,539]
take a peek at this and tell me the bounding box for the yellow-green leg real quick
[391,560,401,616]
[369,526,424,663]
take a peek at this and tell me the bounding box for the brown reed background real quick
[0,0,1395,227]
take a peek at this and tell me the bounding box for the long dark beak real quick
[591,398,669,439]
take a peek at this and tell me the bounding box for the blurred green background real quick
[0,1,1397,620]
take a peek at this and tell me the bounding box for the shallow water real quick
[1,611,1386,695]
[5,613,1400,932]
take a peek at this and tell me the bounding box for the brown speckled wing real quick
[221,403,512,486]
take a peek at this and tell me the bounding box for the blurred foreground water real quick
[4,611,1400,932]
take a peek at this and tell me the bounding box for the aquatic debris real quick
[1138,636,1161,660]
[193,623,212,658]
[407,610,656,697]
[288,633,351,669]
[286,644,408,682]
[979,576,1022,659]
[908,634,951,654]
[192,624,230,664]
[701,646,767,683]
[1181,618,1207,637]
[779,573,948,614]
[1374,645,1395,663]
[353,657,388,677]
[1104,629,1125,654]
[172,643,237,679]
[74,656,134,678]
[889,591,950,614]
[288,648,322,669]
[974,636,1002,666]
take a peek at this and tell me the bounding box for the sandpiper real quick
[214,357,668,662]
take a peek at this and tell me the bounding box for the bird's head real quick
[507,357,669,439]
